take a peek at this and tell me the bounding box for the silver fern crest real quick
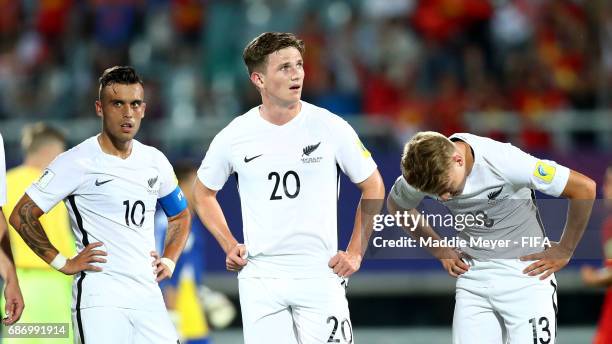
[302,142,321,156]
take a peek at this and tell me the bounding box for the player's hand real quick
[60,242,107,275]
[439,249,469,278]
[226,244,247,272]
[580,265,600,287]
[151,251,173,282]
[328,250,362,278]
[520,241,572,280]
[2,276,24,325]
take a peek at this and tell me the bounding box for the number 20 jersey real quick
[26,136,178,311]
[198,101,377,278]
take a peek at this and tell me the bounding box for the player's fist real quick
[60,242,107,275]
[151,251,174,282]
[2,275,24,325]
[226,244,247,272]
[439,248,469,278]
[328,250,362,278]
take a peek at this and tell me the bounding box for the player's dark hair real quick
[401,131,455,195]
[243,32,305,75]
[21,122,66,155]
[98,66,143,100]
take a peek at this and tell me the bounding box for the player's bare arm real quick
[193,179,246,272]
[329,170,385,278]
[0,210,24,325]
[152,207,191,282]
[9,194,107,275]
[521,170,596,279]
[386,197,470,278]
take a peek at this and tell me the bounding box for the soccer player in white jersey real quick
[0,132,25,325]
[387,131,596,344]
[192,32,385,343]
[9,66,191,344]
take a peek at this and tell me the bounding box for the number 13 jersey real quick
[26,136,178,311]
[198,101,377,278]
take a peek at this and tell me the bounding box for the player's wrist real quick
[556,241,575,255]
[161,257,176,276]
[223,241,240,254]
[346,250,362,261]
[50,253,68,271]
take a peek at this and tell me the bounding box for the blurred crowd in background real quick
[0,0,610,151]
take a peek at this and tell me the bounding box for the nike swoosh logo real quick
[95,179,113,186]
[244,154,263,163]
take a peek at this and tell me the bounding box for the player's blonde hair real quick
[21,122,65,155]
[400,131,455,195]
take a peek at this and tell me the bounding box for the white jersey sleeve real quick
[0,133,6,206]
[332,117,377,183]
[26,153,84,213]
[389,176,426,209]
[155,151,178,198]
[197,130,233,191]
[490,142,570,197]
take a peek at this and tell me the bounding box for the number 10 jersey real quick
[26,136,178,311]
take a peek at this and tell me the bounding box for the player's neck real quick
[258,99,301,126]
[461,142,475,176]
[97,133,133,159]
[23,156,49,170]
[24,152,56,170]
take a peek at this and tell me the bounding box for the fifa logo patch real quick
[533,161,555,183]
[35,169,55,189]
[357,139,371,158]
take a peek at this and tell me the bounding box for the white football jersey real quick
[0,133,6,206]
[198,101,377,278]
[390,133,571,259]
[26,136,178,311]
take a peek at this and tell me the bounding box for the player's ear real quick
[452,152,463,166]
[95,100,103,118]
[250,72,264,89]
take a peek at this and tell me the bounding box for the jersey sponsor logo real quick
[487,186,503,200]
[35,169,55,189]
[244,154,263,163]
[533,161,556,183]
[148,176,158,188]
[94,178,114,186]
[302,142,321,156]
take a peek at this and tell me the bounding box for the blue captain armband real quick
[158,186,188,217]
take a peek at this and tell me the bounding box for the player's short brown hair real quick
[400,131,455,195]
[21,122,65,155]
[98,66,143,100]
[242,32,305,75]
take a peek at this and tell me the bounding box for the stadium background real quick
[0,0,611,342]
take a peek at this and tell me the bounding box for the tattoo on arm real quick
[162,211,190,261]
[164,220,182,247]
[17,200,57,261]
